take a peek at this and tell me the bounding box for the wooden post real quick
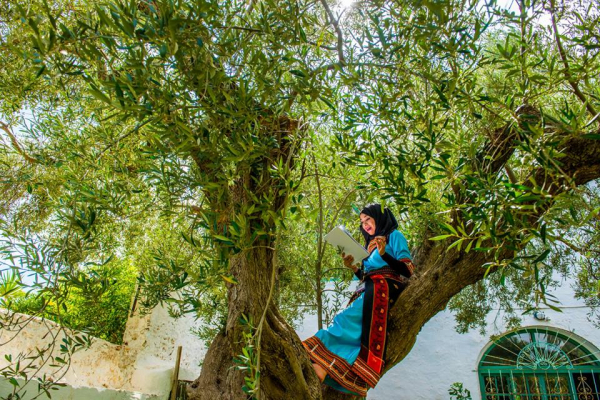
[129,281,141,317]
[170,346,183,400]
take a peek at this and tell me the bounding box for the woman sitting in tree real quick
[303,204,415,396]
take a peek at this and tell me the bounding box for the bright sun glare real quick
[338,0,356,11]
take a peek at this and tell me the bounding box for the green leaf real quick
[447,238,465,252]
[534,249,551,264]
[545,304,563,313]
[213,234,233,244]
[221,275,238,285]
[88,86,111,104]
[465,239,474,253]
[35,65,46,78]
[289,69,307,78]
[540,223,547,244]
[440,223,458,235]
[429,234,453,241]
[319,96,336,112]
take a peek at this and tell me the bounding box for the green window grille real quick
[478,327,600,400]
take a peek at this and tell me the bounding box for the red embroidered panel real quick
[366,274,388,374]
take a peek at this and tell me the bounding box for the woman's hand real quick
[374,236,386,255]
[367,240,377,254]
[342,253,358,272]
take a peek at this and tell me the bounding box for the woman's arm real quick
[381,230,413,277]
[354,269,363,280]
[380,253,413,277]
[364,231,412,273]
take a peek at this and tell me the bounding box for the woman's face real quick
[360,213,376,236]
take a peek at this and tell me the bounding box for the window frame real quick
[478,327,600,400]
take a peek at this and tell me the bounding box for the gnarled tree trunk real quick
[188,244,321,399]
[187,116,323,399]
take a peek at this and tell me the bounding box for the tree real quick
[3,257,136,344]
[2,0,336,398]
[1,1,599,400]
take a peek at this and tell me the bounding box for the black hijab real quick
[359,204,398,246]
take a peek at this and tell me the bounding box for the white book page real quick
[323,226,369,263]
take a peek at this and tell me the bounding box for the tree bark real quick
[188,244,322,400]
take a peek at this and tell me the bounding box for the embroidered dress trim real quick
[303,336,374,396]
[347,259,413,306]
[361,274,388,374]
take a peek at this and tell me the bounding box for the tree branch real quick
[374,131,600,399]
[533,131,600,195]
[548,0,599,124]
[474,104,539,176]
[449,105,540,227]
[0,121,37,164]
[325,188,357,234]
[306,41,338,51]
[551,236,587,254]
[318,0,346,65]
[217,25,263,33]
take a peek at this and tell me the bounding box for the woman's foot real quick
[312,363,327,382]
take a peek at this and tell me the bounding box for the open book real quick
[324,226,369,264]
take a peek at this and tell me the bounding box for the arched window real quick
[478,327,600,399]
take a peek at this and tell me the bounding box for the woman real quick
[302,204,415,396]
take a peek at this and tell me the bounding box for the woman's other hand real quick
[374,236,386,255]
[342,252,358,272]
[367,240,377,254]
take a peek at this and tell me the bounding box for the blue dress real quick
[305,230,412,395]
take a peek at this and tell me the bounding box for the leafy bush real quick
[449,382,472,400]
[7,259,137,344]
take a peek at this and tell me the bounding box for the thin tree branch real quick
[306,41,337,51]
[548,0,599,124]
[218,27,338,49]
[313,154,325,329]
[318,0,346,65]
[253,232,279,398]
[325,188,357,234]
[504,165,518,184]
[0,121,37,164]
[550,235,593,255]
[217,25,263,33]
